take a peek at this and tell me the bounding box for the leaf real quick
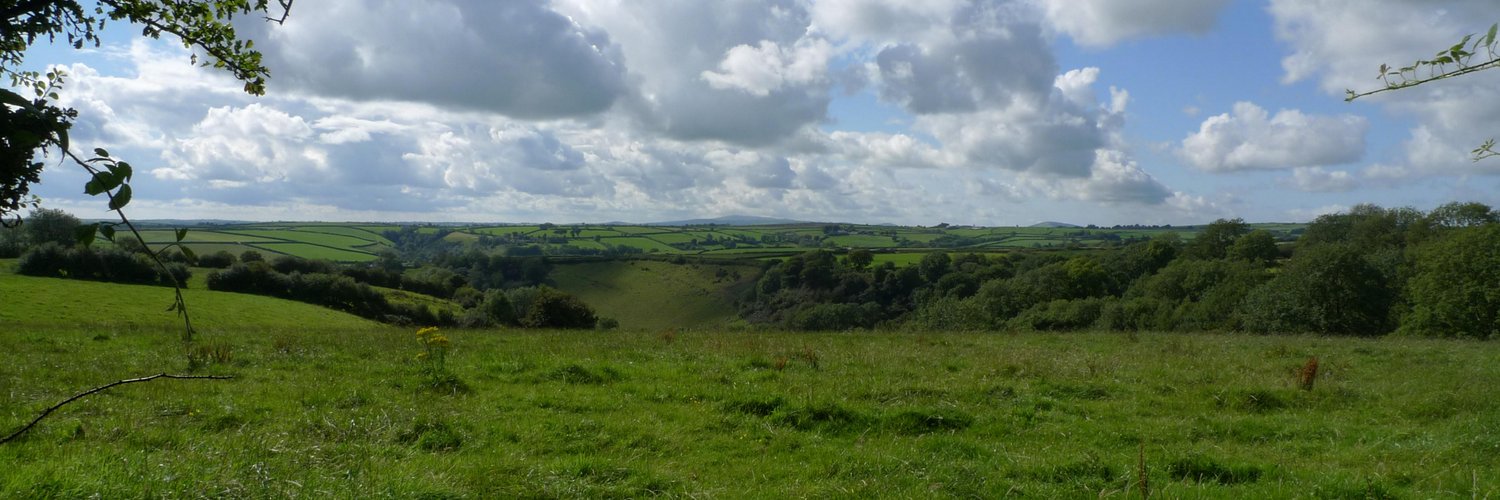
[175,228,188,242]
[0,88,30,108]
[116,162,133,182]
[180,246,197,262]
[1486,23,1497,48]
[74,224,98,248]
[93,147,110,158]
[100,225,116,242]
[83,172,112,196]
[56,128,68,153]
[108,184,133,211]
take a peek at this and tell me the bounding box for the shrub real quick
[1009,298,1106,331]
[197,250,237,268]
[17,243,187,287]
[1237,244,1392,335]
[1402,225,1500,338]
[906,296,991,331]
[786,302,878,331]
[521,288,598,329]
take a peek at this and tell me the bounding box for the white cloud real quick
[1282,167,1358,192]
[1180,102,1367,172]
[1269,0,1500,179]
[1036,0,1232,47]
[701,38,834,96]
[244,0,628,119]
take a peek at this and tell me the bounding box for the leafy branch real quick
[66,147,197,341]
[1347,23,1499,162]
[1347,24,1499,101]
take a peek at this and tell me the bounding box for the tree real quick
[3,0,293,223]
[22,208,80,247]
[1402,225,1500,338]
[1185,218,1249,260]
[1347,23,1500,160]
[1228,230,1279,266]
[1426,201,1496,229]
[918,252,951,283]
[845,248,873,270]
[1238,244,1393,336]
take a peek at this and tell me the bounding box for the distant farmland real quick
[132,221,1301,263]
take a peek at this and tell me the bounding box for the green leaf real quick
[180,246,197,262]
[108,184,133,211]
[175,228,188,242]
[56,128,69,153]
[75,224,98,248]
[0,88,29,108]
[93,147,110,158]
[100,225,116,242]
[1486,24,1497,48]
[116,162,133,182]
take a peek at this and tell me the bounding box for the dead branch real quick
[0,373,232,445]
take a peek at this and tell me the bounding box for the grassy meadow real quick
[2,272,1498,497]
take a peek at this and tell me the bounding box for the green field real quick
[0,272,378,332]
[3,268,1499,496]
[250,242,377,262]
[548,260,756,330]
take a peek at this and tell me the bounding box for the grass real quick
[547,260,757,330]
[0,272,378,332]
[248,243,377,262]
[1,319,1496,497]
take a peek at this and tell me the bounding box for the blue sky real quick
[17,0,1500,226]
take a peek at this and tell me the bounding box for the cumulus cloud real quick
[1270,0,1500,178]
[247,0,628,119]
[555,0,832,146]
[701,38,834,96]
[1036,0,1233,47]
[1179,102,1367,172]
[33,0,1217,225]
[1282,167,1359,192]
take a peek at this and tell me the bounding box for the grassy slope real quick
[0,326,1496,497]
[0,271,379,332]
[548,260,757,330]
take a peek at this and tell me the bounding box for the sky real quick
[17,0,1500,226]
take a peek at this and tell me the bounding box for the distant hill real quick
[646,215,805,226]
[1029,221,1080,228]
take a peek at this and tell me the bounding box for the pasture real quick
[1,271,1496,497]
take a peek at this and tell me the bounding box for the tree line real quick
[743,202,1499,339]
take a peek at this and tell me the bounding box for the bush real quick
[17,243,188,287]
[520,288,597,329]
[1402,225,1500,338]
[905,296,990,331]
[787,302,878,331]
[1237,244,1392,335]
[1009,298,1106,332]
[197,250,237,268]
[479,289,518,326]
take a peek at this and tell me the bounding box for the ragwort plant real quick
[415,326,469,394]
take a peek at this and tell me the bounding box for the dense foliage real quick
[17,242,188,287]
[743,203,1500,339]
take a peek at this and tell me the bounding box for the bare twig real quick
[265,0,294,24]
[0,373,232,445]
